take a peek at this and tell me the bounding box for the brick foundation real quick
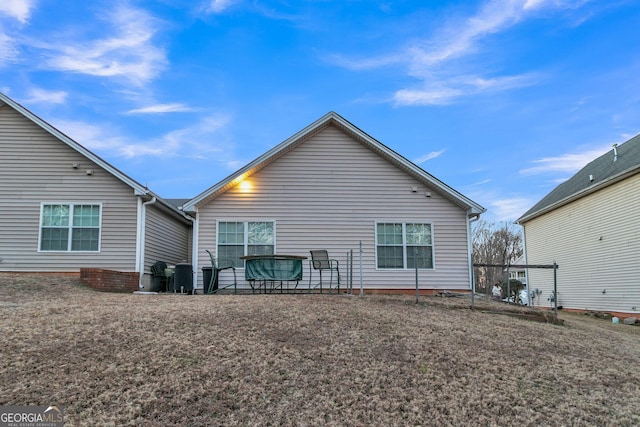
[80,268,139,293]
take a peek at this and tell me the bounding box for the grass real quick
[1,273,639,426]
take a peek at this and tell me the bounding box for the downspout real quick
[185,208,198,292]
[521,224,529,306]
[467,211,481,309]
[135,197,144,288]
[137,196,157,289]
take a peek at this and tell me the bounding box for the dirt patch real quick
[1,274,639,426]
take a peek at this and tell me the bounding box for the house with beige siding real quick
[0,93,192,290]
[517,135,640,316]
[183,112,485,293]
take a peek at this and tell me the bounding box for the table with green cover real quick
[240,255,307,293]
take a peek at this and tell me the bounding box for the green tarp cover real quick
[245,258,303,281]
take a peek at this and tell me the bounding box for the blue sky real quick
[1,0,639,222]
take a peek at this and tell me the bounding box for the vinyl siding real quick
[523,173,640,313]
[144,204,191,272]
[0,104,138,272]
[196,125,471,290]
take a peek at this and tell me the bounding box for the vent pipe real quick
[612,143,618,162]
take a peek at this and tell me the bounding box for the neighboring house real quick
[183,112,485,293]
[506,254,529,305]
[508,255,527,287]
[517,135,640,315]
[0,93,192,290]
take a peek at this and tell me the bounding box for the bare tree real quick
[472,220,523,295]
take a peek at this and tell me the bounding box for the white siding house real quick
[0,93,192,289]
[508,255,527,286]
[183,112,485,292]
[518,136,640,316]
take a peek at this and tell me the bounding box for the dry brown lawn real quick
[1,273,639,426]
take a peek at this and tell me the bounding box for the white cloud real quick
[414,149,445,164]
[125,103,197,114]
[490,197,537,222]
[470,179,492,186]
[331,0,590,106]
[325,52,403,71]
[52,113,232,160]
[120,114,231,158]
[332,0,538,73]
[0,0,35,23]
[0,33,19,65]
[523,0,546,10]
[51,119,128,152]
[23,87,67,104]
[394,73,540,106]
[405,0,586,76]
[394,86,462,106]
[519,145,610,175]
[43,5,167,85]
[395,0,560,105]
[204,0,237,14]
[570,96,591,112]
[407,0,529,73]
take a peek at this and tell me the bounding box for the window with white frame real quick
[376,222,433,269]
[39,204,101,251]
[217,221,275,266]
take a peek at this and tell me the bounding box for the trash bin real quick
[174,263,193,294]
[202,266,218,294]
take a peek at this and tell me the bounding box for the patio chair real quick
[150,261,168,292]
[309,250,340,293]
[205,250,238,294]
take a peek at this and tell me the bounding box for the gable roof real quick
[0,92,191,222]
[518,133,640,223]
[183,111,485,216]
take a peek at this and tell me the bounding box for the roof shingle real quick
[518,133,640,223]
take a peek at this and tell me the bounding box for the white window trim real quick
[374,221,435,270]
[38,202,103,253]
[216,220,277,267]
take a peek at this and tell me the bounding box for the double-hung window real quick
[376,222,433,269]
[217,221,275,266]
[39,203,101,252]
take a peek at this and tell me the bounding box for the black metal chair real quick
[309,250,340,293]
[150,261,168,292]
[205,250,237,294]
